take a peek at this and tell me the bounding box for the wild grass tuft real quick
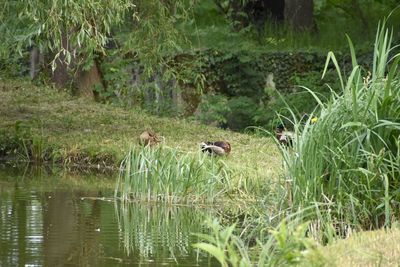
[280,20,400,233]
[115,145,232,204]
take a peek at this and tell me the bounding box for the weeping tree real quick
[0,0,190,98]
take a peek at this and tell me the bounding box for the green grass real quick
[193,21,400,266]
[115,146,231,203]
[317,227,400,266]
[0,78,282,192]
[279,21,400,233]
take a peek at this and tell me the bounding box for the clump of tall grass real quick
[280,20,400,232]
[193,21,400,266]
[193,218,324,267]
[115,145,232,204]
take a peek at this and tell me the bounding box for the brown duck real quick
[139,130,161,146]
[201,141,231,156]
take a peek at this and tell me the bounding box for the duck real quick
[139,130,161,146]
[275,124,294,147]
[200,141,231,156]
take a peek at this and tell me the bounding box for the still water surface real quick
[0,166,218,266]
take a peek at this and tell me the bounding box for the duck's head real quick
[276,123,285,132]
[222,141,231,154]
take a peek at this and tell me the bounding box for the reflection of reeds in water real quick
[115,201,212,261]
[115,146,231,204]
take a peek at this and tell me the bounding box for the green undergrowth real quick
[280,21,400,232]
[193,21,400,266]
[115,145,276,204]
[0,79,281,183]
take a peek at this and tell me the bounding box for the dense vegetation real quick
[1,0,400,266]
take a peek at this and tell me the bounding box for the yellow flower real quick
[311,117,318,124]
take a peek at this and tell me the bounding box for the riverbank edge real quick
[0,79,282,179]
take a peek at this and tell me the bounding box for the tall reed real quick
[194,21,400,266]
[280,21,400,231]
[115,145,232,204]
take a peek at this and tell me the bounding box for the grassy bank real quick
[318,227,400,266]
[0,79,281,180]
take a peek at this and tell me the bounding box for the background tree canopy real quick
[0,0,399,130]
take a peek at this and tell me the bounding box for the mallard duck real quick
[275,124,294,147]
[139,130,161,146]
[201,141,231,156]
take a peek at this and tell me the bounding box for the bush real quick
[195,94,230,126]
[226,96,258,131]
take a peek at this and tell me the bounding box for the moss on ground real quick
[0,79,282,181]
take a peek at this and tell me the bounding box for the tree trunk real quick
[284,0,314,31]
[51,31,70,88]
[48,30,100,100]
[74,60,104,99]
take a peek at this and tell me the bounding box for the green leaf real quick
[193,243,227,266]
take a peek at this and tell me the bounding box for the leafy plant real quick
[226,96,258,130]
[196,94,230,126]
[193,219,252,267]
[194,218,324,266]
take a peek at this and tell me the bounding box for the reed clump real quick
[281,21,400,233]
[115,145,232,204]
[194,21,400,266]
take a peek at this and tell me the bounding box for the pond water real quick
[0,165,218,266]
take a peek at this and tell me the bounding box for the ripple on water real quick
[0,173,218,267]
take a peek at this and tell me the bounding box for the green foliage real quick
[0,0,133,68]
[115,146,233,204]
[196,94,231,126]
[0,120,50,163]
[121,0,193,77]
[266,221,324,266]
[226,96,258,130]
[280,21,400,232]
[98,51,135,104]
[193,219,252,267]
[187,0,400,52]
[207,51,265,98]
[0,0,193,78]
[194,218,324,266]
[254,70,340,129]
[170,49,335,130]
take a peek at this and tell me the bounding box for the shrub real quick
[195,94,230,126]
[226,96,258,130]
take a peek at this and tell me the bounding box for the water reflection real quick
[116,202,211,261]
[0,166,216,266]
